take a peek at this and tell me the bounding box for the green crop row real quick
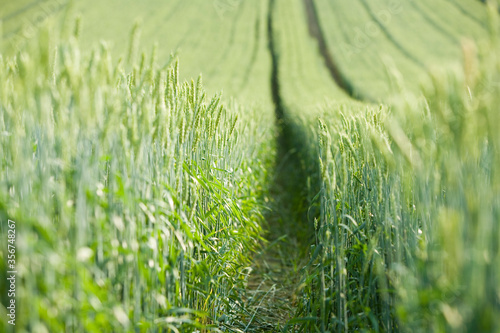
[0,24,274,332]
[291,22,500,333]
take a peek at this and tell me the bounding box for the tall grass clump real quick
[296,20,500,333]
[0,24,274,332]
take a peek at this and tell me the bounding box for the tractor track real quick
[302,0,360,100]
